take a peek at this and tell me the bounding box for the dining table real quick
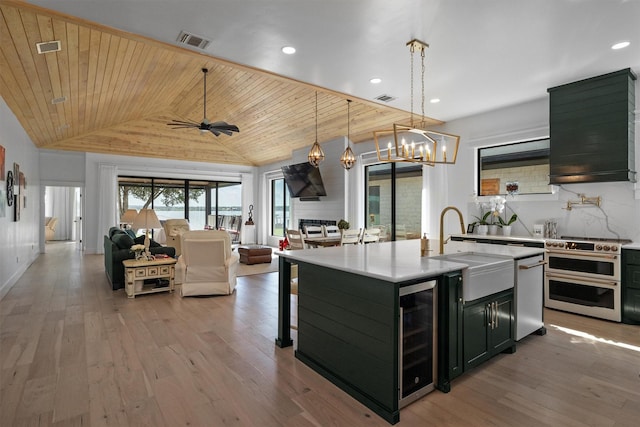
[303,236,342,248]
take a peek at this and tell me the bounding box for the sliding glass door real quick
[365,162,423,240]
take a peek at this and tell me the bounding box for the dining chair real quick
[323,225,341,238]
[340,228,362,245]
[361,227,381,244]
[304,225,324,239]
[286,229,306,250]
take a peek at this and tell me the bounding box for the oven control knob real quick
[603,245,611,251]
[558,242,564,248]
[596,244,603,251]
[551,242,557,247]
[611,245,618,251]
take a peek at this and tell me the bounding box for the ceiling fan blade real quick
[210,122,240,133]
[167,120,199,127]
[209,129,221,137]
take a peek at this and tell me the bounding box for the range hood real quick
[547,68,636,184]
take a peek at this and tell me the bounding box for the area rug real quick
[237,254,279,277]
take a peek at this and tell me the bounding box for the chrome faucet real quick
[439,206,465,254]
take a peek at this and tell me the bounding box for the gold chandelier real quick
[374,39,460,166]
[308,91,325,167]
[340,99,356,170]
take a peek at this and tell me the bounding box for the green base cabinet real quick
[463,289,515,371]
[437,272,463,392]
[622,249,640,324]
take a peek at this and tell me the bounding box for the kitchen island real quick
[276,239,545,424]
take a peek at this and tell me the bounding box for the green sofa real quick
[104,227,176,290]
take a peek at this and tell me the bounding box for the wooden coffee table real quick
[122,257,177,298]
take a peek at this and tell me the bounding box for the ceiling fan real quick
[167,68,239,137]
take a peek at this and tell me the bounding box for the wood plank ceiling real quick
[0,1,442,166]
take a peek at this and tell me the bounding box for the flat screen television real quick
[281,162,327,199]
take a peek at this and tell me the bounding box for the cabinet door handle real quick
[494,302,498,329]
[486,304,492,327]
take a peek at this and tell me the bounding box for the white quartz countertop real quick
[277,239,544,283]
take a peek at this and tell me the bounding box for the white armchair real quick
[163,219,190,256]
[176,230,240,296]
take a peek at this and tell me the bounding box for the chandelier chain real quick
[421,47,425,124]
[409,43,414,126]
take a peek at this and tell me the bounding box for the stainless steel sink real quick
[432,252,514,301]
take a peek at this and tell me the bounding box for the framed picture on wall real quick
[0,144,5,180]
[13,163,20,221]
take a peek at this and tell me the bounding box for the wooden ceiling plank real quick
[82,28,102,138]
[92,31,114,131]
[51,18,73,140]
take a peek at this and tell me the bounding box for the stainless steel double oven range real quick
[544,237,630,322]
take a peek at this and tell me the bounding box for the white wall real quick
[0,98,41,299]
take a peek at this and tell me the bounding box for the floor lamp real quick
[132,208,161,259]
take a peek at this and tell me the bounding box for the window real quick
[478,138,551,196]
[118,177,241,237]
[271,178,290,237]
[365,162,422,240]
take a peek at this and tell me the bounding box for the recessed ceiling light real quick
[370,78,382,84]
[430,98,440,104]
[611,41,630,50]
[282,46,296,54]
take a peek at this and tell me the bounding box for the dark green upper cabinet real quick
[547,68,636,184]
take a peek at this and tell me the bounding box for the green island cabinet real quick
[463,289,515,370]
[622,249,640,324]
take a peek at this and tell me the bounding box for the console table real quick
[123,257,177,298]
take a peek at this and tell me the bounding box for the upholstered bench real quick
[238,245,273,265]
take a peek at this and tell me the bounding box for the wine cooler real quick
[399,280,437,407]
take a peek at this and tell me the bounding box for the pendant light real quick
[308,91,325,167]
[340,99,356,170]
[374,39,460,166]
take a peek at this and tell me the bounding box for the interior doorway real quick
[44,186,83,250]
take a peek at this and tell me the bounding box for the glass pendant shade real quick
[308,91,324,167]
[341,99,356,170]
[340,145,356,170]
[308,141,325,167]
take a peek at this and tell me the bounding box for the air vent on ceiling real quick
[51,96,67,104]
[176,31,211,50]
[374,94,396,103]
[36,40,61,54]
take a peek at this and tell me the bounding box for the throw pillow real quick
[134,235,161,248]
[112,233,134,250]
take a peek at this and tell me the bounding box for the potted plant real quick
[497,213,518,236]
[470,211,491,235]
[337,219,350,230]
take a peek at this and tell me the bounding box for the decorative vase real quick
[502,225,512,236]
[488,224,498,235]
[476,225,488,235]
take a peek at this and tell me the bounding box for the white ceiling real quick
[25,0,640,123]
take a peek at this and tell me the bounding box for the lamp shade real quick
[132,209,161,230]
[120,209,138,224]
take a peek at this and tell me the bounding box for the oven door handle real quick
[546,251,618,260]
[518,261,547,270]
[545,272,618,287]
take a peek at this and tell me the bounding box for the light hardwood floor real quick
[1,243,639,426]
